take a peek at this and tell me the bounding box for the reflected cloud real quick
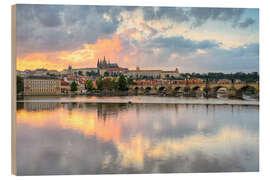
[17,104,122,143]
[16,102,259,174]
[116,127,258,171]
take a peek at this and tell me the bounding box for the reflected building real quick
[15,101,259,174]
[97,104,126,122]
[24,102,60,111]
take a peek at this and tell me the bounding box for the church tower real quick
[97,58,100,74]
[103,56,107,64]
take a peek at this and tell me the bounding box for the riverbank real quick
[17,90,259,102]
[17,95,259,106]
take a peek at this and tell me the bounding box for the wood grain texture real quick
[11,4,17,175]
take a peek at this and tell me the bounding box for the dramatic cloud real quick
[16,5,123,54]
[142,7,189,22]
[17,35,124,71]
[238,18,255,28]
[185,43,259,72]
[148,36,220,55]
[16,5,259,72]
[141,7,251,29]
[188,8,245,28]
[34,5,63,27]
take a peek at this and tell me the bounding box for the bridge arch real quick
[239,85,257,93]
[192,86,201,91]
[158,86,166,92]
[145,87,152,91]
[128,82,259,98]
[234,85,258,98]
[174,86,182,92]
[212,86,228,93]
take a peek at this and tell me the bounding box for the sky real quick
[16,4,259,73]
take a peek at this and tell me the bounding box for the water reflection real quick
[18,95,259,105]
[16,102,259,175]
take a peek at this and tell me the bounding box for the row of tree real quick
[70,75,136,92]
[95,75,135,91]
[180,72,259,82]
[17,76,24,93]
[70,70,260,82]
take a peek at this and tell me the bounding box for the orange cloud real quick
[83,35,123,61]
[16,107,122,143]
[16,35,123,71]
[116,127,258,169]
[16,53,65,71]
[117,134,148,169]
[120,28,142,41]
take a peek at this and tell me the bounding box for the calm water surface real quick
[16,96,259,175]
[18,95,259,105]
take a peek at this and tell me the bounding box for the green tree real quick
[246,78,255,83]
[96,77,104,90]
[118,74,128,91]
[17,76,24,94]
[78,71,83,76]
[112,79,119,90]
[103,78,114,90]
[85,80,94,91]
[70,81,78,92]
[47,73,56,77]
[127,77,135,85]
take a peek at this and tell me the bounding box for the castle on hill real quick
[97,56,119,69]
[23,56,180,79]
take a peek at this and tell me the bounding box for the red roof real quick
[67,77,76,81]
[61,80,69,86]
[162,71,177,73]
[104,68,128,71]
[129,69,162,72]
[48,70,59,73]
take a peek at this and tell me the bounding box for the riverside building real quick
[24,76,61,95]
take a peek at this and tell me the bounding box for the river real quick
[16,96,259,175]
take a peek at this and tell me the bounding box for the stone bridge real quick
[128,82,259,97]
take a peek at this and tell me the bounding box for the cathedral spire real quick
[103,56,107,64]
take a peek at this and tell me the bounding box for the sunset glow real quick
[17,107,122,143]
[17,35,124,71]
[16,5,259,73]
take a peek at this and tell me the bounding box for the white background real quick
[1,0,269,179]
